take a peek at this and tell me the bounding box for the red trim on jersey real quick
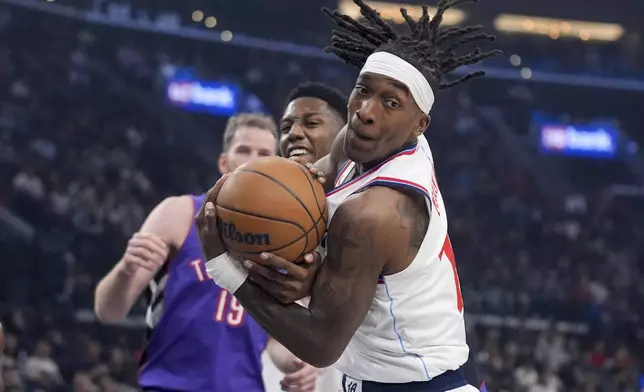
[357,176,430,198]
[440,236,464,312]
[326,145,418,197]
[334,161,353,187]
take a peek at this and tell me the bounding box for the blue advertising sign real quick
[166,80,239,116]
[534,113,620,159]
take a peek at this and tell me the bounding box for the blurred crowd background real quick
[0,0,643,391]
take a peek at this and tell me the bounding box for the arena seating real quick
[0,3,642,391]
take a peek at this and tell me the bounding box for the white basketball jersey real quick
[320,135,468,383]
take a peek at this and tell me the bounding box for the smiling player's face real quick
[346,73,429,165]
[279,97,343,165]
[219,127,278,174]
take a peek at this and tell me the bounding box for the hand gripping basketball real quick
[214,157,327,261]
[244,251,322,304]
[196,174,229,261]
[196,162,325,259]
[198,174,252,294]
[290,159,326,185]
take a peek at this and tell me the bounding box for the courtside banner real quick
[166,79,239,116]
[538,123,618,159]
[534,112,620,159]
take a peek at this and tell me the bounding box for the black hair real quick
[285,82,348,123]
[322,0,502,90]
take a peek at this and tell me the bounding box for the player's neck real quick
[355,140,417,175]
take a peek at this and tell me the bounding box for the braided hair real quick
[322,0,502,90]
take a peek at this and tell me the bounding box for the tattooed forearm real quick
[235,283,321,359]
[233,198,385,367]
[231,188,420,368]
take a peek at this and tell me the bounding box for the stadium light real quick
[192,10,204,23]
[494,14,625,42]
[337,0,466,26]
[205,16,217,28]
[520,67,532,79]
[221,30,233,42]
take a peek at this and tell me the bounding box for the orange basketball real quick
[215,156,327,262]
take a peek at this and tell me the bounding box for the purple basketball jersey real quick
[138,194,269,391]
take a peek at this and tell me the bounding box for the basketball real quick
[215,156,327,261]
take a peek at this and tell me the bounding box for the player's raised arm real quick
[205,185,427,368]
[94,196,190,323]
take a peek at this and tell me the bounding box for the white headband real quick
[359,52,435,114]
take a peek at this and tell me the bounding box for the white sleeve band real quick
[205,253,249,294]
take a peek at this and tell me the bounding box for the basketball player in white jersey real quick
[198,1,500,391]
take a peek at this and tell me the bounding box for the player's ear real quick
[415,114,430,136]
[218,153,229,176]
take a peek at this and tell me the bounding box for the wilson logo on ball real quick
[218,219,271,246]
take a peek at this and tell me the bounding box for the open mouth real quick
[287,147,312,158]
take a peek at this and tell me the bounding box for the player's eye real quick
[355,85,369,95]
[306,120,321,128]
[279,123,292,133]
[385,99,400,109]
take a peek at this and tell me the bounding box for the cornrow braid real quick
[322,0,502,90]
